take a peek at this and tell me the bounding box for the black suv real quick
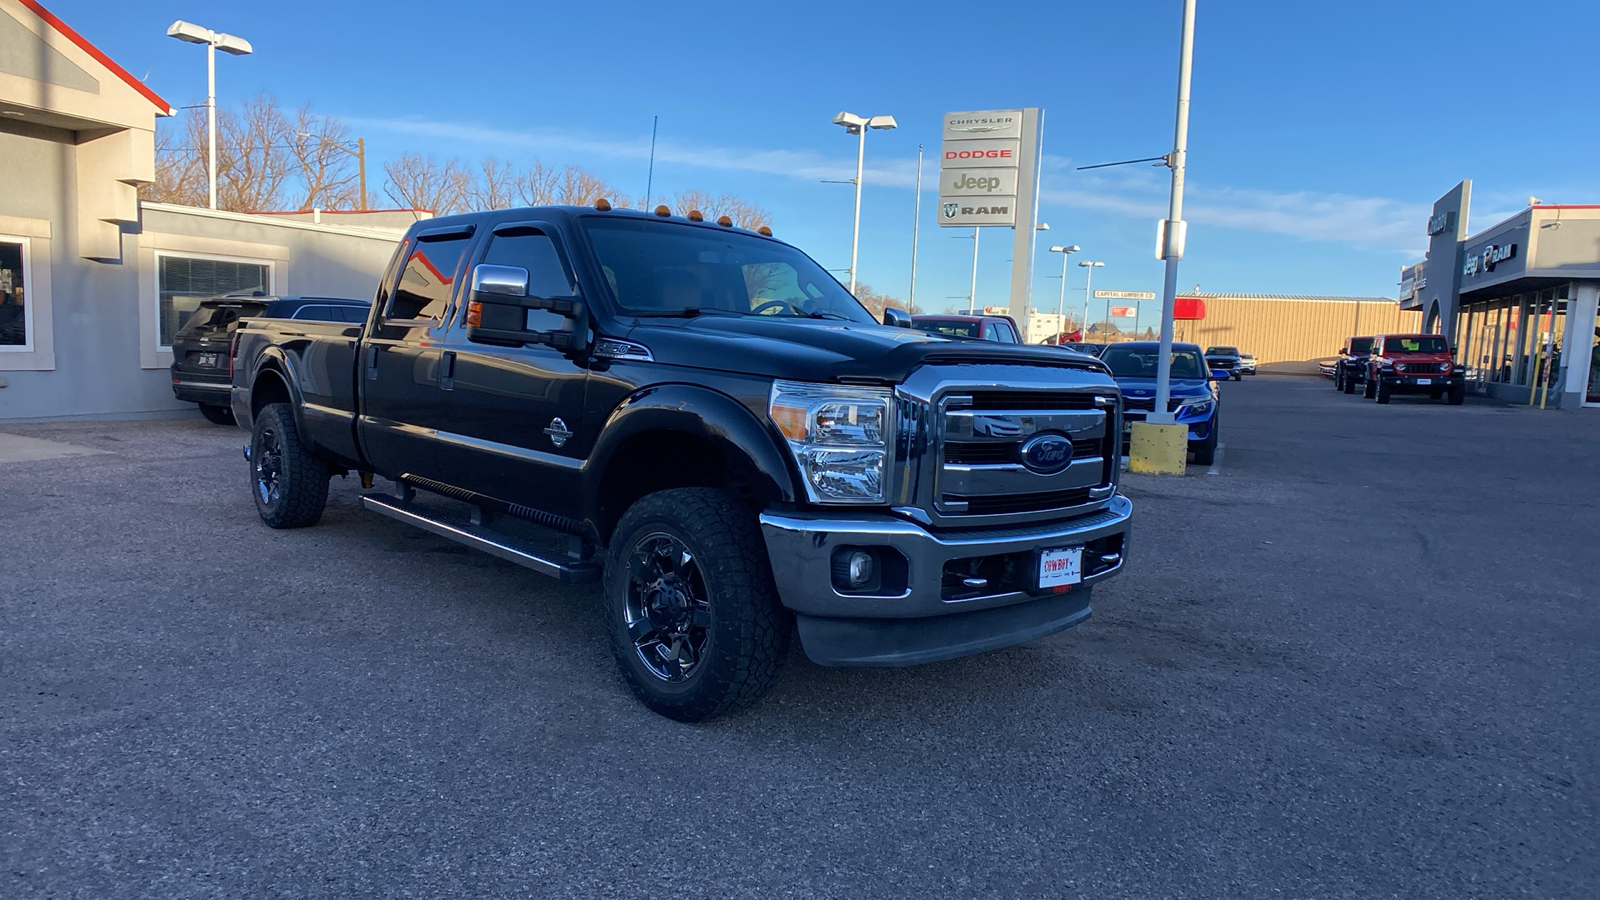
[1203,346,1243,380]
[171,294,369,424]
[1334,335,1375,394]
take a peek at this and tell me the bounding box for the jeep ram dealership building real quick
[0,0,405,421]
[1403,181,1600,409]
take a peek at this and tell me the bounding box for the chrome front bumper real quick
[758,494,1132,666]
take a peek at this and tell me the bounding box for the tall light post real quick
[832,111,897,294]
[166,21,253,210]
[1048,245,1080,341]
[967,228,980,314]
[1079,260,1104,337]
[295,131,368,210]
[909,143,923,309]
[1152,0,1197,425]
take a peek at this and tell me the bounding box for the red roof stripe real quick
[19,0,174,115]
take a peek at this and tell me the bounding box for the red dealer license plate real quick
[1037,546,1083,591]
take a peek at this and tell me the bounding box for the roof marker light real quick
[717,215,733,227]
[757,226,773,237]
[687,209,704,222]
[654,205,671,217]
[594,198,612,211]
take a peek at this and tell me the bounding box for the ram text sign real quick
[938,109,1024,227]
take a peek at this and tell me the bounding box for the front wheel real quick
[1334,368,1345,392]
[1191,414,1219,466]
[1363,375,1377,399]
[1375,378,1392,404]
[249,402,329,529]
[603,488,791,722]
[1447,382,1466,405]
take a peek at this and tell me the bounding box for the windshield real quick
[178,302,266,337]
[1349,337,1374,353]
[1205,346,1238,356]
[1384,335,1449,354]
[1101,346,1208,379]
[582,218,876,323]
[913,320,980,338]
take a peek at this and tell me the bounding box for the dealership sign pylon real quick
[938,108,1043,324]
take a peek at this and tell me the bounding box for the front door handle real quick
[365,345,378,380]
[440,350,456,391]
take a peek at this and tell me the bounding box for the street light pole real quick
[909,144,923,309]
[1152,0,1197,426]
[166,21,252,211]
[832,112,897,295]
[1079,260,1104,337]
[968,228,980,314]
[1048,245,1080,341]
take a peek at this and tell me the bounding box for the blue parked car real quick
[1100,341,1225,465]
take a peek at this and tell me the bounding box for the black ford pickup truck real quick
[230,204,1133,721]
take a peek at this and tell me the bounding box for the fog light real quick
[847,550,875,587]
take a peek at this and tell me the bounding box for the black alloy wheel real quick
[249,402,329,529]
[603,488,790,722]
[623,533,713,683]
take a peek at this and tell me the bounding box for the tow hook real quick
[242,443,251,462]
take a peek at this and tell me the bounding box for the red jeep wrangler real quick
[1364,333,1465,405]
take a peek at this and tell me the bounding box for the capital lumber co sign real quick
[938,109,1029,227]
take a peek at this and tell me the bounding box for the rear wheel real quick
[603,488,790,722]
[1334,368,1345,392]
[199,403,235,426]
[249,402,329,529]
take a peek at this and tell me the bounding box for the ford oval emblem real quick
[1019,433,1074,475]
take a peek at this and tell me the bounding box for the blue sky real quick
[49,0,1600,328]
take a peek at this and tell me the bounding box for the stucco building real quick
[0,0,408,421]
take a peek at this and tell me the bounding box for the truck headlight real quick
[770,380,892,504]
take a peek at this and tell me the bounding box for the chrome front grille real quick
[891,367,1120,527]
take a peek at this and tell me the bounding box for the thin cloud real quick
[351,114,1428,251]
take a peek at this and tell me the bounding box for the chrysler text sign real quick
[938,109,1025,228]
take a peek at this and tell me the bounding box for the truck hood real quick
[620,316,1107,383]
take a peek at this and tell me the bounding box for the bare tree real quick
[712,193,771,230]
[467,156,517,210]
[670,189,715,217]
[853,283,918,318]
[383,153,471,215]
[555,165,617,206]
[514,161,559,206]
[143,120,206,206]
[289,103,358,210]
[215,95,292,211]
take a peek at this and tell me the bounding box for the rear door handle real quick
[365,345,378,380]
[440,350,456,391]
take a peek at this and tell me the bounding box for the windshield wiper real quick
[641,307,742,318]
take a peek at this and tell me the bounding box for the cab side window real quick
[990,321,1017,343]
[479,228,576,332]
[387,232,473,322]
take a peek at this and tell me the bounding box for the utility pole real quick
[1151,0,1197,425]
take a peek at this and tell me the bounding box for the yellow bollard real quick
[1127,421,1188,475]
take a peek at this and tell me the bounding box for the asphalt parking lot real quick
[3,376,1596,899]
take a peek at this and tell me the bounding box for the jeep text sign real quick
[937,110,1025,228]
[944,167,1019,197]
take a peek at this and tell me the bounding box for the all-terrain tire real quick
[1376,378,1392,404]
[249,402,329,529]
[603,488,791,722]
[1363,374,1377,399]
[1447,382,1466,405]
[1190,413,1219,466]
[199,403,235,426]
